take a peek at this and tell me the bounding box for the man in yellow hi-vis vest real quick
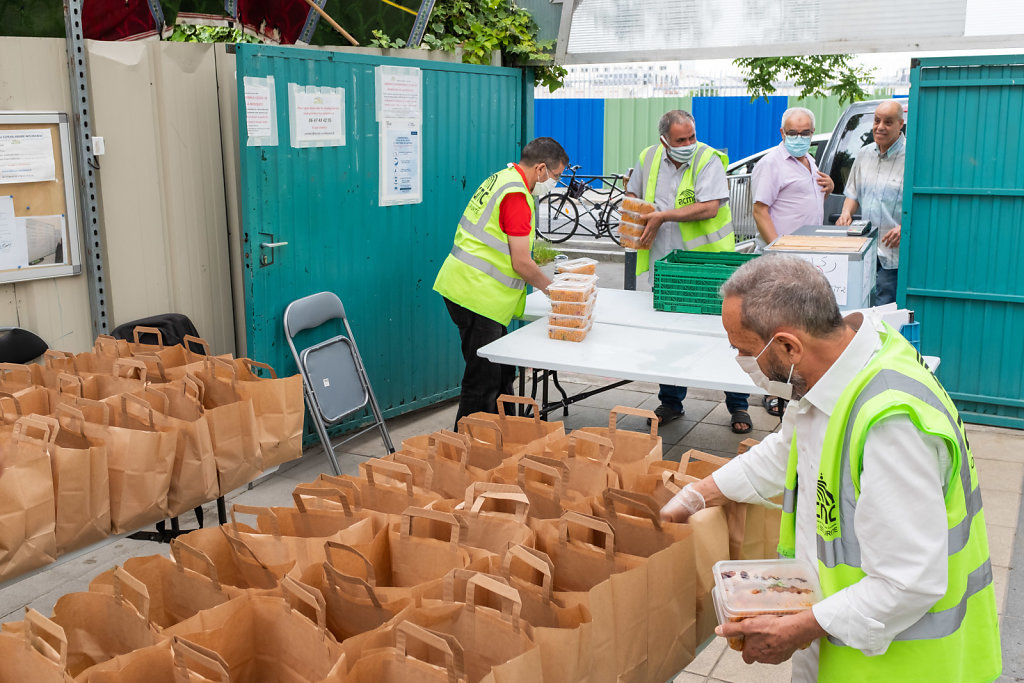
[626,109,751,434]
[660,254,1001,683]
[434,137,568,426]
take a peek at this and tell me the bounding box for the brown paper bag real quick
[0,362,44,393]
[343,572,542,683]
[380,449,436,489]
[0,385,57,423]
[79,394,176,533]
[164,580,344,682]
[0,424,57,581]
[418,430,489,500]
[578,406,662,489]
[541,430,622,497]
[0,609,72,683]
[33,410,111,554]
[454,482,535,555]
[531,511,646,592]
[188,369,262,496]
[127,379,219,517]
[463,394,566,456]
[335,621,467,683]
[87,545,233,630]
[501,546,593,683]
[264,483,388,538]
[75,642,180,683]
[47,568,162,677]
[387,508,480,587]
[231,358,304,469]
[172,527,280,592]
[316,459,442,516]
[490,454,592,520]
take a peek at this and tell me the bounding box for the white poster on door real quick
[793,253,849,306]
[243,75,277,146]
[0,130,56,184]
[379,118,422,206]
[0,196,29,270]
[289,84,345,148]
[375,65,422,121]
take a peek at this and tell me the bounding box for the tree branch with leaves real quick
[734,55,875,105]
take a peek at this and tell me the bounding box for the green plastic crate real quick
[653,250,759,314]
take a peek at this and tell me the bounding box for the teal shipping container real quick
[902,55,1024,428]
[235,44,531,428]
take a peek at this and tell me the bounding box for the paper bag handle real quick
[281,575,328,636]
[390,452,434,489]
[54,403,88,437]
[113,566,151,621]
[292,484,353,515]
[502,545,554,603]
[496,394,540,422]
[323,560,383,608]
[13,415,59,445]
[456,416,504,454]
[44,349,77,373]
[517,455,567,498]
[182,335,212,358]
[324,541,377,586]
[132,353,167,382]
[427,429,470,467]
[24,608,68,669]
[204,356,238,388]
[221,527,280,588]
[113,357,148,381]
[465,573,523,630]
[602,489,663,529]
[237,358,278,379]
[660,470,693,494]
[684,449,730,472]
[70,395,111,425]
[396,621,466,683]
[568,430,614,465]
[57,372,84,397]
[172,636,230,683]
[559,511,615,559]
[94,334,126,357]
[182,373,206,405]
[362,459,414,495]
[170,539,223,591]
[0,363,34,385]
[401,506,462,549]
[316,475,363,509]
[231,503,282,537]
[120,393,156,429]
[0,391,23,421]
[132,326,164,348]
[609,405,659,438]
[140,386,170,414]
[465,482,530,523]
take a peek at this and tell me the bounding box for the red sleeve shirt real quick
[498,164,534,237]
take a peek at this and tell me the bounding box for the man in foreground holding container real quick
[434,137,568,425]
[661,254,1001,681]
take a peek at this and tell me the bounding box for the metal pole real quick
[63,0,110,338]
[624,251,637,290]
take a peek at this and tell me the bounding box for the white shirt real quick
[712,315,951,681]
[845,135,906,270]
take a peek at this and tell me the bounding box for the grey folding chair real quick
[283,291,395,474]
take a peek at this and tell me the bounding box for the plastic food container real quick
[553,272,598,286]
[548,320,593,342]
[548,311,592,329]
[712,559,823,651]
[549,274,597,302]
[620,210,648,226]
[619,235,643,250]
[618,222,644,238]
[621,197,656,214]
[555,257,598,275]
[550,293,596,316]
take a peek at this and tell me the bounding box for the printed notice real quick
[21,214,66,265]
[243,75,278,146]
[0,196,28,270]
[375,66,422,121]
[0,130,56,184]
[793,253,849,306]
[379,118,422,206]
[289,84,345,148]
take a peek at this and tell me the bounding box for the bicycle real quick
[535,165,630,245]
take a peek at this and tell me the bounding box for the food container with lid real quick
[712,558,823,651]
[555,257,598,275]
[621,197,656,214]
[548,320,593,342]
[548,278,596,303]
[548,311,592,329]
[620,209,648,226]
[550,293,597,317]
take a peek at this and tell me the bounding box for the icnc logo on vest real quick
[816,474,839,538]
[678,189,696,207]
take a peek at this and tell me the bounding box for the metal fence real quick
[727,174,757,242]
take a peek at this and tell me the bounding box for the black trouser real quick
[444,297,516,428]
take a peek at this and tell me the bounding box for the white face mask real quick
[661,135,697,164]
[735,335,795,401]
[532,167,558,198]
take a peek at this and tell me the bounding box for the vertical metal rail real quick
[63,0,110,337]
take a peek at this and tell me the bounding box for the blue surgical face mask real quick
[661,136,697,164]
[784,135,812,158]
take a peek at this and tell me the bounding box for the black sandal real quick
[731,409,753,434]
[763,396,786,418]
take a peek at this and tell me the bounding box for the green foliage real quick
[370,0,565,91]
[532,239,560,266]
[734,55,875,106]
[168,23,262,43]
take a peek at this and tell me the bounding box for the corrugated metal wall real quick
[903,55,1024,428]
[603,97,692,176]
[535,98,604,184]
[235,44,527,419]
[691,95,789,160]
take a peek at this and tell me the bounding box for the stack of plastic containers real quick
[547,272,598,342]
[619,197,656,249]
[554,257,598,276]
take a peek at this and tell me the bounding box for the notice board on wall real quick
[0,113,82,283]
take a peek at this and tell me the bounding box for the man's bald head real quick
[873,100,904,153]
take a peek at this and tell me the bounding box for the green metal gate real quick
[235,44,530,424]
[902,55,1024,428]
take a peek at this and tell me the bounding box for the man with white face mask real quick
[625,109,751,434]
[661,254,1001,683]
[434,137,568,426]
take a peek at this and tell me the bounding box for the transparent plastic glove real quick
[659,483,705,523]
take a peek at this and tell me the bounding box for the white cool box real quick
[766,224,878,310]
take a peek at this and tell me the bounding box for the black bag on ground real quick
[111,314,201,350]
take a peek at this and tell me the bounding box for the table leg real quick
[518,366,526,415]
[550,371,570,416]
[625,251,637,291]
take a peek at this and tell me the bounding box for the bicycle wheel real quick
[536,193,579,243]
[602,199,623,246]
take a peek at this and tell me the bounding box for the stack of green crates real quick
[653,250,760,314]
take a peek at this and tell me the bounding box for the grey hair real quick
[780,106,815,130]
[720,254,843,340]
[658,110,696,139]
